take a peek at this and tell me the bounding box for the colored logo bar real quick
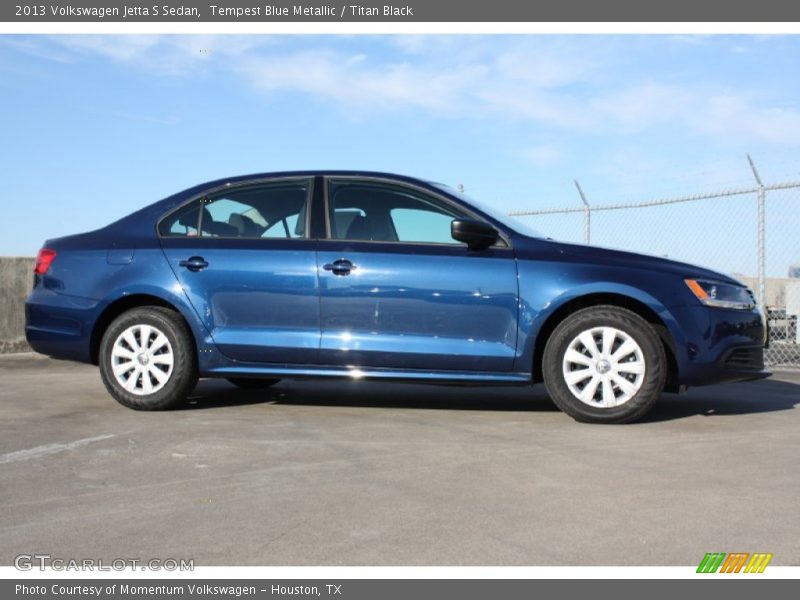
[697,552,773,573]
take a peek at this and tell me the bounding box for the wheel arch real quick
[531,292,681,393]
[90,293,197,365]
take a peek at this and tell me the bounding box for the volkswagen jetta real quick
[25,171,769,423]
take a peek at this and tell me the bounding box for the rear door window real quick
[159,179,312,239]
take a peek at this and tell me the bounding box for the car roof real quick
[165,170,436,205]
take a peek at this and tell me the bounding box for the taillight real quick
[34,248,57,275]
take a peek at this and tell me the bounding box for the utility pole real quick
[746,154,766,309]
[575,180,591,245]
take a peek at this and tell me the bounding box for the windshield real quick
[432,183,544,239]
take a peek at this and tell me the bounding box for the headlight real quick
[685,279,756,310]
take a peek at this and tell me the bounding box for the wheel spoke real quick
[601,327,616,355]
[578,331,600,358]
[141,370,153,394]
[565,368,593,386]
[138,325,152,349]
[616,360,645,375]
[124,366,141,391]
[579,375,601,403]
[122,330,140,352]
[611,373,637,397]
[601,377,616,407]
[151,353,173,367]
[112,346,136,360]
[149,366,169,384]
[611,339,638,361]
[149,333,169,353]
[113,361,135,377]
[564,349,592,367]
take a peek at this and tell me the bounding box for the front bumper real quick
[710,343,771,384]
[669,304,771,387]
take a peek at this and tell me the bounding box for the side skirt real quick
[202,365,532,386]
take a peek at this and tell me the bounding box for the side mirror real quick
[451,219,499,251]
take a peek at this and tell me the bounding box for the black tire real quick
[542,305,666,424]
[226,377,280,389]
[99,306,198,410]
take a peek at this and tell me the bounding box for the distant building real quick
[790,264,800,278]
[732,274,792,308]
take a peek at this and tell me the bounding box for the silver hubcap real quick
[562,326,646,408]
[111,324,174,396]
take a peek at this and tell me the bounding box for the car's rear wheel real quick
[542,305,666,424]
[226,377,280,389]
[99,307,198,410]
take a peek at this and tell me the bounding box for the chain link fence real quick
[509,164,800,369]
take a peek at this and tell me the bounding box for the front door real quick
[159,177,320,364]
[317,178,519,372]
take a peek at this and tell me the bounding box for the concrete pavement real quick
[1,353,798,566]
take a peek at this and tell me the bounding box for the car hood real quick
[514,236,743,286]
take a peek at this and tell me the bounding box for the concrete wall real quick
[0,257,34,353]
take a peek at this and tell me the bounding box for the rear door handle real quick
[179,256,209,272]
[323,259,356,276]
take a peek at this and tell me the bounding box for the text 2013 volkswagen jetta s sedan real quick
[25,171,769,423]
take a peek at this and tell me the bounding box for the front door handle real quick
[179,256,209,272]
[323,259,356,276]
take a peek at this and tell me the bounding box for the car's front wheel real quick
[99,307,198,410]
[542,305,666,424]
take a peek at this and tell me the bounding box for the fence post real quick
[574,180,591,245]
[746,154,766,309]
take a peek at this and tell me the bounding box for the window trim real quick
[156,176,315,242]
[322,176,511,248]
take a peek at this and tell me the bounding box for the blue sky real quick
[1,35,798,275]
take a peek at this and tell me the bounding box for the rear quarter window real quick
[158,201,200,237]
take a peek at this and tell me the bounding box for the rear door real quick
[159,177,320,364]
[317,178,519,372]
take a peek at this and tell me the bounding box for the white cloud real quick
[53,35,162,62]
[9,35,800,145]
[239,49,486,114]
[39,34,275,76]
[1,37,75,63]
[238,38,597,127]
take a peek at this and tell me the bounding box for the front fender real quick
[515,277,688,376]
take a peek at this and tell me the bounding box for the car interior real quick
[166,184,310,239]
[329,185,459,242]
[164,181,461,244]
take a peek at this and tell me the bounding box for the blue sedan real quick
[25,171,769,423]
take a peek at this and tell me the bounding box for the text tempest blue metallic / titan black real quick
[25,171,769,423]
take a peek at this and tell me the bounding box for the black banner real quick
[4,579,800,600]
[4,0,800,22]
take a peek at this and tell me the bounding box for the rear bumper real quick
[25,290,97,363]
